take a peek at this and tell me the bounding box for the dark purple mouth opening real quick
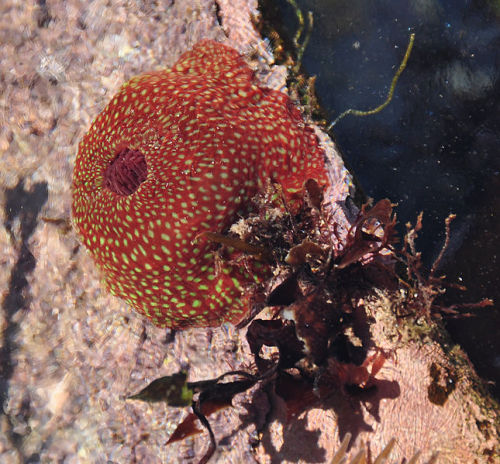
[103,148,147,196]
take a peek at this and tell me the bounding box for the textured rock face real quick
[251,289,500,464]
[0,1,498,464]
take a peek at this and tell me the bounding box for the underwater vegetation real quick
[129,180,482,463]
[128,182,405,462]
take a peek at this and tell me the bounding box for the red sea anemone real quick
[72,39,328,329]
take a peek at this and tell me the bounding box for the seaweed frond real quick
[328,33,415,129]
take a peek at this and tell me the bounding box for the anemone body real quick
[72,40,328,328]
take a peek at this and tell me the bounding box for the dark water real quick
[265,0,500,398]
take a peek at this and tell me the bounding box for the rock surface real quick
[0,1,498,464]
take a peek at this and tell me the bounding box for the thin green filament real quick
[287,0,313,74]
[328,33,415,130]
[289,0,304,45]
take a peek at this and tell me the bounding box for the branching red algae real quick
[72,40,328,329]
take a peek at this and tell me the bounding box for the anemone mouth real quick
[103,148,147,196]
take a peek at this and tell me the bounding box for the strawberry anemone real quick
[72,39,329,329]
